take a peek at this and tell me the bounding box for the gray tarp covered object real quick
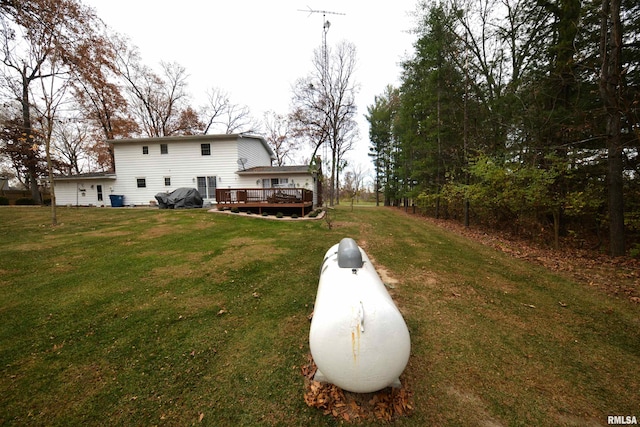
[155,188,203,209]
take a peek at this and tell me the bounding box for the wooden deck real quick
[215,188,314,216]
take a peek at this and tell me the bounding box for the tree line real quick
[366,0,639,256]
[0,0,360,213]
[0,0,310,205]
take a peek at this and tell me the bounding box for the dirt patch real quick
[375,265,399,287]
[358,240,401,287]
[139,224,174,239]
[446,386,505,427]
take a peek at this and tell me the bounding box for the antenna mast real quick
[298,6,346,178]
[297,6,346,84]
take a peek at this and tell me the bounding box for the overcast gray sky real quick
[84,0,419,168]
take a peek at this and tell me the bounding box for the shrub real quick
[262,212,269,217]
[0,196,9,205]
[230,207,240,213]
[15,198,36,205]
[276,212,284,218]
[291,213,299,219]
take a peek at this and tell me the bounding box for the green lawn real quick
[0,206,638,426]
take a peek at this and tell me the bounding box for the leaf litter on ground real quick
[301,354,414,423]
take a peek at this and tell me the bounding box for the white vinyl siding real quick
[55,135,296,207]
[53,179,116,207]
[110,136,253,204]
[238,137,274,169]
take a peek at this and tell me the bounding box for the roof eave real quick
[53,174,117,181]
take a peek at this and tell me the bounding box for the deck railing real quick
[215,188,313,205]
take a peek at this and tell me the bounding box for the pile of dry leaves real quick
[301,355,414,423]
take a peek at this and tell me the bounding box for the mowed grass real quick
[0,206,638,426]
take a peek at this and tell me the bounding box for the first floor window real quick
[164,177,171,186]
[263,178,289,188]
[197,176,217,198]
[136,178,146,188]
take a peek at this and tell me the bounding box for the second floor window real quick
[160,144,168,154]
[142,146,149,155]
[201,143,211,156]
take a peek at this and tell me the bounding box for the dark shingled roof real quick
[53,172,117,181]
[237,165,312,175]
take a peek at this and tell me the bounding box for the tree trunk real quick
[607,115,625,256]
[599,0,625,256]
[46,144,57,226]
[330,145,336,206]
[21,71,42,204]
[553,208,560,250]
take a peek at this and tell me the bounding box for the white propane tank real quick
[309,238,411,393]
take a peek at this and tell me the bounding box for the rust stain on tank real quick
[351,327,361,363]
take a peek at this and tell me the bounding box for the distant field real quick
[1,206,638,426]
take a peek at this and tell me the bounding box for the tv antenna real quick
[297,6,346,20]
[237,158,248,171]
[298,6,346,171]
[297,6,346,82]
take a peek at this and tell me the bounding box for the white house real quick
[54,134,319,209]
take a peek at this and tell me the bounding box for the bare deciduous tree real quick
[35,53,69,225]
[262,110,298,166]
[118,53,194,137]
[71,33,138,170]
[0,0,113,203]
[200,86,259,134]
[290,40,359,206]
[341,163,368,209]
[53,117,92,174]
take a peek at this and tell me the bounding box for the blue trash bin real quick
[109,194,124,207]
